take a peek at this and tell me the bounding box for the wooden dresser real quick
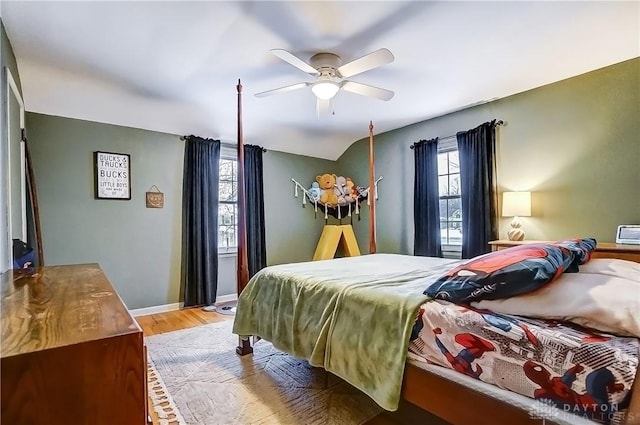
[489,240,640,263]
[1,263,146,425]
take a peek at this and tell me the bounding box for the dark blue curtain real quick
[243,145,267,278]
[457,121,498,259]
[413,138,442,257]
[181,136,220,307]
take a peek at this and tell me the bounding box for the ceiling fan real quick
[255,48,395,116]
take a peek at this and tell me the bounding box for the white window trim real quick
[219,249,237,257]
[442,244,462,253]
[438,135,457,153]
[438,136,462,251]
[219,152,238,254]
[220,145,236,159]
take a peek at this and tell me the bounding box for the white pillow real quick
[578,258,640,281]
[471,269,640,337]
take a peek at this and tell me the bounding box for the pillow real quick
[554,237,597,270]
[579,258,640,281]
[424,243,575,303]
[471,271,640,337]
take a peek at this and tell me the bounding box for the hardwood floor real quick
[136,307,401,425]
[136,306,231,336]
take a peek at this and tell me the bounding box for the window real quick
[218,158,237,252]
[438,147,462,249]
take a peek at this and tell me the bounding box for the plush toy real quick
[316,173,338,205]
[307,182,322,202]
[334,176,351,205]
[345,178,358,201]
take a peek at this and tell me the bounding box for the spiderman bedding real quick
[409,300,639,425]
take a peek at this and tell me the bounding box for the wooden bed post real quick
[236,79,253,356]
[368,121,377,254]
[236,79,249,293]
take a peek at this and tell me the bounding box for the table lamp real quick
[502,191,531,241]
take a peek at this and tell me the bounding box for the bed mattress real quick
[407,354,598,425]
[408,300,639,425]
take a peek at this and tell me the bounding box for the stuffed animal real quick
[334,176,350,205]
[307,182,322,202]
[316,173,338,205]
[345,178,358,201]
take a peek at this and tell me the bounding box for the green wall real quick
[1,20,21,98]
[263,150,336,265]
[27,114,184,309]
[337,58,640,254]
[26,112,334,309]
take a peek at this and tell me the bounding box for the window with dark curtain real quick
[413,138,442,257]
[457,120,498,259]
[243,145,267,278]
[218,158,238,252]
[181,136,220,307]
[437,143,462,253]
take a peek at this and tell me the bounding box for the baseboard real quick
[129,293,238,317]
[216,293,238,304]
[129,302,183,317]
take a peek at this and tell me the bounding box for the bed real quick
[230,81,640,425]
[232,252,640,425]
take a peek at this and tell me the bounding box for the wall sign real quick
[94,151,131,200]
[145,185,164,208]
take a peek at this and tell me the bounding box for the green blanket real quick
[232,253,459,411]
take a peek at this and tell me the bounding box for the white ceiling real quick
[2,1,638,160]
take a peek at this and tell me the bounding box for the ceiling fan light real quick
[311,81,339,100]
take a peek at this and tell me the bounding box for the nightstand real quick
[488,240,640,263]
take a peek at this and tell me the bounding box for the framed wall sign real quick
[94,151,131,200]
[145,185,164,208]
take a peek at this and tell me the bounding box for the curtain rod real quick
[409,120,504,150]
[179,135,267,152]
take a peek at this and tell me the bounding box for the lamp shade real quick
[311,81,339,100]
[502,191,531,217]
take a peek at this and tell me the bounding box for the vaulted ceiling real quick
[2,1,638,160]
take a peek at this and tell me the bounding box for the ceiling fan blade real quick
[337,48,394,78]
[254,82,310,98]
[270,49,319,75]
[316,98,331,119]
[341,81,394,101]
